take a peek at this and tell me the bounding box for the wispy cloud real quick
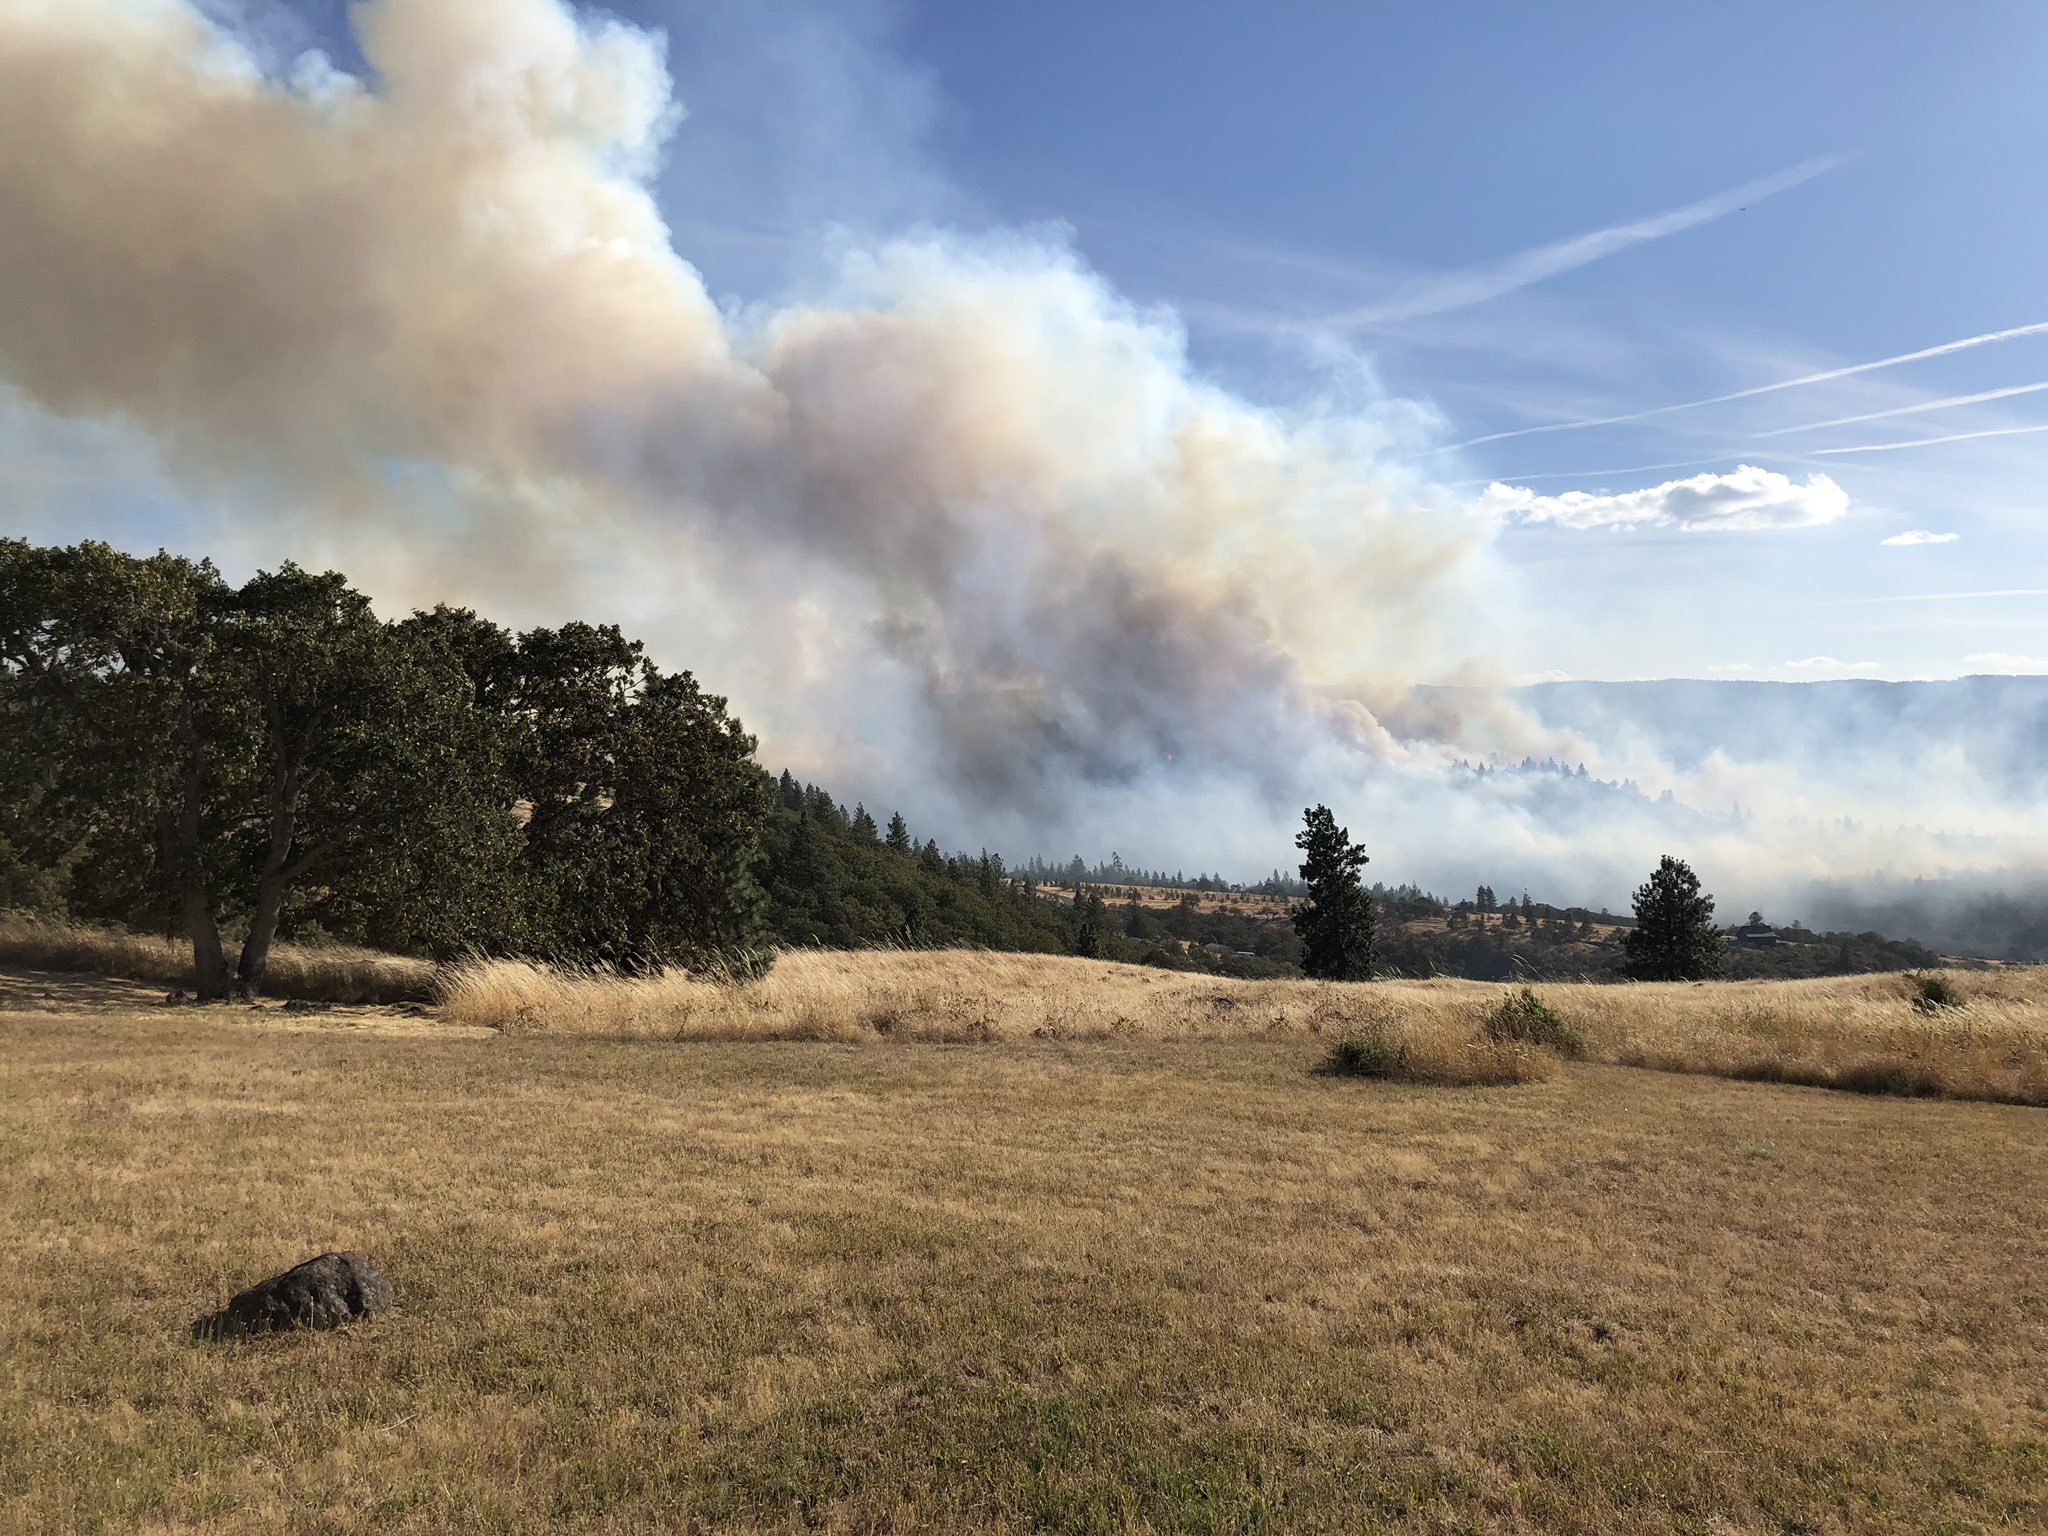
[1326,155,1845,330]
[1836,589,2048,604]
[1446,453,1766,489]
[1756,380,2048,438]
[1814,423,2048,455]
[1481,465,1847,533]
[1785,656,1880,671]
[1880,529,1960,547]
[1966,652,2048,673]
[1438,317,2048,453]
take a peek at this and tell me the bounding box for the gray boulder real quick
[193,1251,394,1340]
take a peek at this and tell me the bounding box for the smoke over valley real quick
[2,0,2042,954]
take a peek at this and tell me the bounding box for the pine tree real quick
[1291,805,1375,980]
[851,802,878,841]
[884,811,912,854]
[1623,855,1724,981]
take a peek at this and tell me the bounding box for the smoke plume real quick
[0,0,2042,946]
[0,0,1484,793]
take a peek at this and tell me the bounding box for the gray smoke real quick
[0,0,2042,950]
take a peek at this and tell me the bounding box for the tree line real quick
[1286,813,1733,984]
[0,539,1780,995]
[0,541,1145,994]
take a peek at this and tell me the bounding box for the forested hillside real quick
[0,540,1117,990]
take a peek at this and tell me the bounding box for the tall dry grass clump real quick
[1317,1021,1558,1087]
[440,950,2048,1106]
[442,950,1563,1082]
[440,949,1432,1044]
[1565,970,2048,1106]
[0,914,434,1004]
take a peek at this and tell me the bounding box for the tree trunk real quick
[158,696,231,1000]
[181,872,232,1001]
[235,729,313,1000]
[236,872,286,1000]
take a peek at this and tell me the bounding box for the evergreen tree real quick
[1624,855,1724,981]
[884,811,912,854]
[1291,805,1375,980]
[1072,884,1109,959]
[851,803,878,841]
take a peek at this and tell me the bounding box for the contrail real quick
[1814,422,2048,455]
[1328,154,1845,330]
[1435,319,2048,453]
[1757,380,2048,437]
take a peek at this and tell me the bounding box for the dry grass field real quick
[444,951,2048,1107]
[3,957,2046,1534]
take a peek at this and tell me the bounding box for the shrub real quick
[1909,973,1963,1014]
[1320,1029,1408,1078]
[1315,1024,1555,1087]
[1483,987,1581,1056]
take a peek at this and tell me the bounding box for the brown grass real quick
[0,914,436,1005]
[441,949,2048,1105]
[1317,1022,1560,1086]
[3,993,2044,1533]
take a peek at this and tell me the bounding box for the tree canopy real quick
[1624,855,1724,981]
[0,541,769,995]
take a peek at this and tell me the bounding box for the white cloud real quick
[1880,530,1960,546]
[1784,656,1880,671]
[1965,652,2048,673]
[1481,465,1848,533]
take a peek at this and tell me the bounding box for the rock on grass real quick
[193,1252,394,1340]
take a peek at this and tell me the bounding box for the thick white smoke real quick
[0,0,1492,793]
[0,0,2041,939]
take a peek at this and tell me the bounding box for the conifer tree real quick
[1071,884,1109,959]
[884,811,912,854]
[1291,805,1375,980]
[1623,855,1724,981]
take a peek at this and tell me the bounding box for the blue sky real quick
[182,0,2048,682]
[9,0,2048,689]
[890,3,2048,682]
